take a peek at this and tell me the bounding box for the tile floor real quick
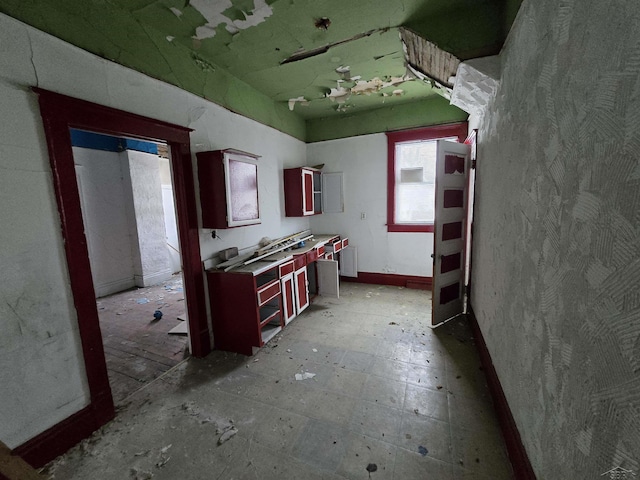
[97,274,189,404]
[43,283,513,480]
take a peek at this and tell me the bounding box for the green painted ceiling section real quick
[0,0,522,142]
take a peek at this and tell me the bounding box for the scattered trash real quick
[136,298,150,304]
[295,372,316,381]
[286,349,292,353]
[217,425,238,445]
[436,385,443,390]
[413,409,419,415]
[153,310,163,320]
[418,445,428,456]
[389,322,398,325]
[312,348,318,352]
[253,358,259,362]
[155,444,172,468]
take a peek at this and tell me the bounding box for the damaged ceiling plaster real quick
[0,0,521,140]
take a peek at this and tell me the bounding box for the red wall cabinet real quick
[197,149,261,228]
[284,167,322,216]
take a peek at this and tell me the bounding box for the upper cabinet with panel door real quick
[197,149,261,228]
[283,166,322,216]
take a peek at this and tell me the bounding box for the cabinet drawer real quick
[293,254,306,270]
[257,280,281,306]
[316,245,325,257]
[325,252,334,260]
[279,260,294,277]
[331,239,342,253]
[341,238,349,249]
[306,249,318,263]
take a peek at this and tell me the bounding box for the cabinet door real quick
[302,169,314,215]
[317,259,339,298]
[294,267,309,313]
[281,273,296,324]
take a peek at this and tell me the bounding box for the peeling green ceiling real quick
[0,0,522,141]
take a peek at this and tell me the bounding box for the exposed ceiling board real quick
[0,0,522,141]
[400,27,461,89]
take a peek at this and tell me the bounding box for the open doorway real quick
[19,89,211,466]
[71,130,189,404]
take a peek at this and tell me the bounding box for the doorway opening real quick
[71,130,190,404]
[18,89,210,467]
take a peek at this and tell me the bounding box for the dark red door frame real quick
[16,89,211,467]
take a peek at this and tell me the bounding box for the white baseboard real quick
[95,277,136,298]
[134,267,173,287]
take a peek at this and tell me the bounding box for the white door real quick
[281,273,296,324]
[317,259,339,298]
[431,140,471,327]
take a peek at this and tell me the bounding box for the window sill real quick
[387,224,434,233]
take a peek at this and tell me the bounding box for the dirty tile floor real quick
[44,283,513,479]
[97,274,189,404]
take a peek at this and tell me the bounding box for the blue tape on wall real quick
[70,129,158,155]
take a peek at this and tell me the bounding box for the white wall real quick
[0,13,307,449]
[73,147,137,297]
[159,158,182,274]
[307,134,433,277]
[472,0,640,477]
[124,150,173,287]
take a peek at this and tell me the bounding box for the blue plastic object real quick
[153,310,163,320]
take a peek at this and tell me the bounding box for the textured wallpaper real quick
[471,0,640,478]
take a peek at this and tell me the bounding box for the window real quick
[386,123,468,232]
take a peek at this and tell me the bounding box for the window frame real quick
[386,122,468,233]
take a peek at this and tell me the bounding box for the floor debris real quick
[418,445,428,456]
[217,426,238,445]
[155,444,172,468]
[294,372,316,381]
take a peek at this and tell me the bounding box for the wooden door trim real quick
[16,89,210,467]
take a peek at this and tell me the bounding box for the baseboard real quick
[94,277,136,298]
[340,271,432,289]
[134,267,173,287]
[12,404,105,469]
[467,307,537,479]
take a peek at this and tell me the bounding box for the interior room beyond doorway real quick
[71,130,189,404]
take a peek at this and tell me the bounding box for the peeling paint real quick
[191,52,216,72]
[335,65,351,79]
[350,76,411,96]
[326,85,350,104]
[190,0,273,40]
[288,96,310,111]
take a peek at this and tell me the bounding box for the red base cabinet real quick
[206,265,282,356]
[205,235,346,356]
